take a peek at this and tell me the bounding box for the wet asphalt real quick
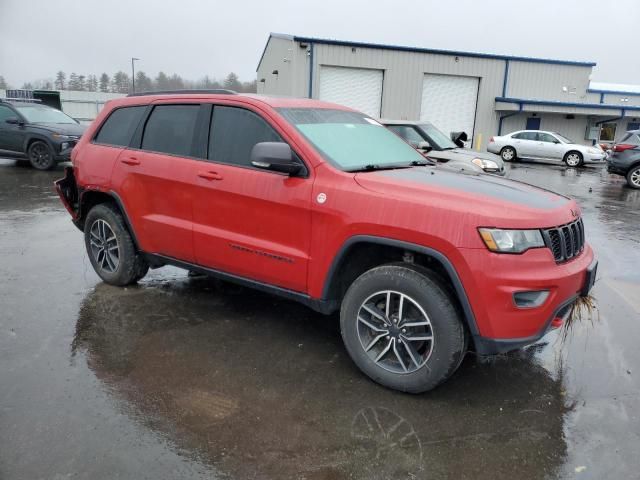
[0,157,639,480]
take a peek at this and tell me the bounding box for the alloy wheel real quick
[356,290,434,374]
[630,168,640,187]
[89,219,120,273]
[502,148,514,161]
[29,143,51,168]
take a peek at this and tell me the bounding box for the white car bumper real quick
[584,151,606,164]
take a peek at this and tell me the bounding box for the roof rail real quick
[127,89,237,97]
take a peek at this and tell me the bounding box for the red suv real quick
[56,90,597,393]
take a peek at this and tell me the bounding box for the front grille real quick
[542,218,585,263]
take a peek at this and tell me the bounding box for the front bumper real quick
[459,244,596,354]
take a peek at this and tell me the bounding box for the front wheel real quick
[500,146,517,162]
[28,141,56,170]
[340,264,466,393]
[564,151,583,167]
[627,165,640,189]
[84,204,149,286]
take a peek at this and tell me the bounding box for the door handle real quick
[197,171,223,181]
[121,156,140,166]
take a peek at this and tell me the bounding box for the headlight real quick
[478,228,545,253]
[52,134,79,140]
[472,158,499,170]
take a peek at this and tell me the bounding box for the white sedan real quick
[487,130,606,167]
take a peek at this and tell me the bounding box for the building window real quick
[599,122,617,143]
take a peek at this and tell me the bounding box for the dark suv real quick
[0,99,86,170]
[607,130,640,189]
[56,90,597,393]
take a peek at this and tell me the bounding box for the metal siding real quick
[507,61,593,102]
[311,43,505,150]
[256,36,296,96]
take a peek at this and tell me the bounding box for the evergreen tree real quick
[77,75,86,91]
[223,72,241,91]
[55,71,66,90]
[99,73,110,92]
[0,76,8,89]
[86,75,98,92]
[68,72,80,90]
[134,71,153,92]
[111,71,131,93]
[155,71,170,90]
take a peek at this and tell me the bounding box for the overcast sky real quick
[1,0,639,87]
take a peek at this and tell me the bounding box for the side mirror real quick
[417,141,432,152]
[6,117,23,125]
[450,131,468,148]
[250,142,302,176]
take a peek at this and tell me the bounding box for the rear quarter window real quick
[94,106,146,147]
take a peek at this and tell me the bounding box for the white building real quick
[257,33,640,150]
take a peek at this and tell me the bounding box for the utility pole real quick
[131,57,140,93]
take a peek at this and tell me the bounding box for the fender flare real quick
[321,235,480,337]
[23,134,56,154]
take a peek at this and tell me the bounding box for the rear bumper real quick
[583,152,606,164]
[459,244,596,354]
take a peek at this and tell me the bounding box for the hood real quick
[428,148,504,166]
[30,122,87,137]
[354,166,576,229]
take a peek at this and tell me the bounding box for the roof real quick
[496,96,640,113]
[258,33,597,69]
[588,81,640,96]
[379,119,431,125]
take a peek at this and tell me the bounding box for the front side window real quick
[553,132,574,143]
[538,133,558,143]
[142,104,200,156]
[387,125,426,146]
[599,123,617,142]
[209,106,282,167]
[95,106,146,147]
[0,105,16,122]
[15,105,77,124]
[279,108,426,171]
[416,123,457,149]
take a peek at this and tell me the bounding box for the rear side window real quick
[94,106,146,147]
[209,106,282,167]
[142,105,200,156]
[620,132,640,146]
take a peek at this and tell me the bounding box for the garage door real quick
[420,74,479,143]
[319,66,383,118]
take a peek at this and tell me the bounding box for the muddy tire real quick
[84,203,149,286]
[28,140,56,170]
[340,264,466,393]
[500,146,517,162]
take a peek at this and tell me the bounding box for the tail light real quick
[489,137,494,143]
[613,144,636,152]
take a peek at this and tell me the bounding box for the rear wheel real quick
[627,165,640,189]
[84,204,149,285]
[500,146,516,162]
[340,264,466,393]
[564,151,583,167]
[28,140,56,170]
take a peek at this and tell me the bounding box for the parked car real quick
[0,99,85,170]
[607,130,640,189]
[56,91,597,393]
[382,120,505,175]
[488,130,606,167]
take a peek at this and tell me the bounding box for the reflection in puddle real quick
[72,275,570,479]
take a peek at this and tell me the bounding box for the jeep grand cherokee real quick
[56,90,597,393]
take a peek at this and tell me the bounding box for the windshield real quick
[417,123,458,149]
[278,108,427,171]
[16,105,78,124]
[553,132,573,144]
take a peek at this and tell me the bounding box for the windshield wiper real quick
[347,163,413,173]
[410,160,433,166]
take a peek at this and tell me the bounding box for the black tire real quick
[27,140,56,170]
[340,264,466,393]
[563,151,583,167]
[84,203,149,286]
[626,165,640,189]
[500,146,517,162]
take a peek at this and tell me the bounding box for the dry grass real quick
[560,295,599,344]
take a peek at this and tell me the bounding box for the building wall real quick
[307,43,507,150]
[256,35,300,97]
[506,61,593,102]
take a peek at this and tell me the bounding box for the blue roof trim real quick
[291,35,596,67]
[495,97,640,112]
[587,88,640,97]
